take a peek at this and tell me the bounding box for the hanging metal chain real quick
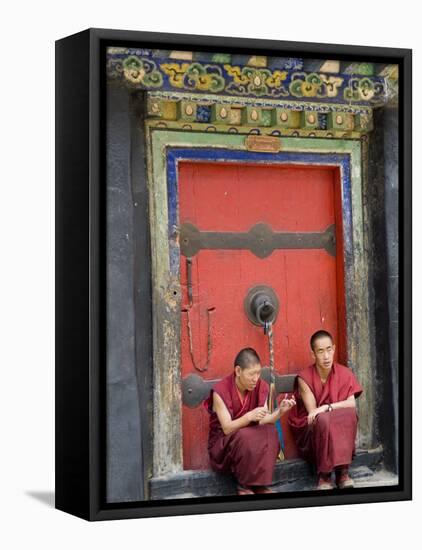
[184,306,214,372]
[182,257,214,372]
[266,321,275,413]
[266,320,285,461]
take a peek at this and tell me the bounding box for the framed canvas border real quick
[55,27,412,521]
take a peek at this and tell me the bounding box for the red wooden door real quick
[178,161,346,470]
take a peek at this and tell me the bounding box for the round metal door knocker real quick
[244,285,280,327]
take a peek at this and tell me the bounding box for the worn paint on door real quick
[179,161,346,470]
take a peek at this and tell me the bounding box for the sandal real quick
[317,472,334,490]
[335,466,354,489]
[236,483,254,495]
[252,485,275,494]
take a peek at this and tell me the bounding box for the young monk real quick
[288,330,363,490]
[203,347,296,496]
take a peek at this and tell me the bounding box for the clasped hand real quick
[248,406,269,422]
[307,405,327,425]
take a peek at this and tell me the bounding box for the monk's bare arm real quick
[331,394,356,409]
[302,378,357,424]
[299,378,329,425]
[299,376,356,411]
[298,377,318,414]
[212,392,267,435]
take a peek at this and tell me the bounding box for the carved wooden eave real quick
[107,48,398,138]
[143,92,373,139]
[107,48,397,105]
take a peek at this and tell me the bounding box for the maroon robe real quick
[288,362,363,474]
[203,372,280,486]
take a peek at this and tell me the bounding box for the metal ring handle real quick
[256,300,275,326]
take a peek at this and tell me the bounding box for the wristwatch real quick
[327,403,333,412]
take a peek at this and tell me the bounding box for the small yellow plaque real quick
[245,135,281,153]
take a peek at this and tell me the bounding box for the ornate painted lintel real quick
[107,49,391,108]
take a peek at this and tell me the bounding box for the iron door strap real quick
[179,222,336,258]
[182,374,220,408]
[181,370,297,408]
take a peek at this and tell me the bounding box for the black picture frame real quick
[55,27,412,521]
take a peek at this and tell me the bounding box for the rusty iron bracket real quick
[179,222,336,258]
[181,369,297,408]
[182,374,220,408]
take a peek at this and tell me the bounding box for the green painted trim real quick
[212,53,231,63]
[146,119,366,139]
[343,62,375,76]
[145,126,184,476]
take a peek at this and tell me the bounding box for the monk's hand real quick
[248,407,269,422]
[279,395,296,415]
[307,406,327,425]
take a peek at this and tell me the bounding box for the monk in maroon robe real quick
[288,330,363,490]
[203,348,296,495]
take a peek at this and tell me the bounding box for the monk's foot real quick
[251,485,275,494]
[236,483,255,496]
[335,466,354,489]
[316,472,334,490]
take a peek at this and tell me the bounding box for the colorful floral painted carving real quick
[224,66,289,97]
[344,77,377,101]
[122,56,163,87]
[289,73,345,99]
[320,75,344,97]
[107,51,389,106]
[161,62,225,92]
[290,73,322,97]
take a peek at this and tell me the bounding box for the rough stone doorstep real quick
[152,467,397,500]
[353,469,399,488]
[149,447,384,500]
[272,466,399,492]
